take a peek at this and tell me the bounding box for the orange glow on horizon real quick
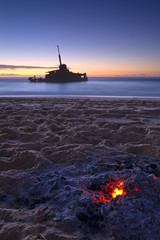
[1,63,160,77]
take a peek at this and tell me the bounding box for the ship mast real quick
[57,45,62,66]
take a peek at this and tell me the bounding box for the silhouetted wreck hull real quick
[29,75,88,83]
[28,46,88,83]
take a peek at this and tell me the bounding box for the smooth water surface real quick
[0,77,160,97]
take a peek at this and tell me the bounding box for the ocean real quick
[0,77,160,98]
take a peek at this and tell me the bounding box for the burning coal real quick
[82,177,139,203]
[1,151,160,240]
[82,174,158,206]
[93,179,126,203]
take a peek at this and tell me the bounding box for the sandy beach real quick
[0,97,160,240]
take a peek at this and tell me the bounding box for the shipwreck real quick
[28,46,88,83]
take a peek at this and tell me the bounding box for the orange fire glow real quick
[80,177,139,204]
[93,179,127,203]
[111,188,125,198]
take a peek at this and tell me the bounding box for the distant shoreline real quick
[1,96,160,99]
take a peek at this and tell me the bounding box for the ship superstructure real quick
[29,46,88,83]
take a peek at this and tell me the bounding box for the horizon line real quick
[0,75,160,78]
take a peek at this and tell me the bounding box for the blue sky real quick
[1,0,160,77]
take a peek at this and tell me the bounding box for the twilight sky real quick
[1,0,160,77]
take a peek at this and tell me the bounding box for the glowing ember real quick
[154,175,157,180]
[81,177,139,203]
[111,188,125,198]
[93,178,127,203]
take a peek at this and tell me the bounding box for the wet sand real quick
[0,97,160,239]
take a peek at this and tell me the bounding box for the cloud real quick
[0,64,57,70]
